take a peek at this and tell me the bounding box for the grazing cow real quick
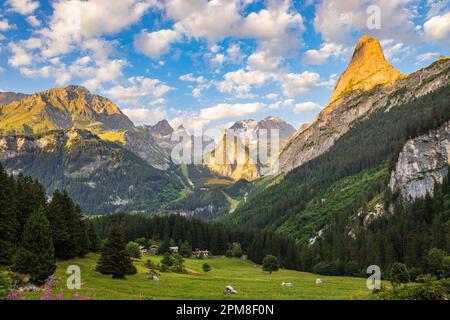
[281,282,293,287]
[224,285,238,294]
[316,279,322,284]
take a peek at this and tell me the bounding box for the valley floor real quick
[27,253,373,300]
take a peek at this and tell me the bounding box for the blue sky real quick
[0,0,449,131]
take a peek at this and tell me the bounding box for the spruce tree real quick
[96,225,137,279]
[12,207,56,283]
[0,163,18,264]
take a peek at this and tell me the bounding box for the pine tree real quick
[0,163,18,264]
[12,207,56,283]
[96,225,137,279]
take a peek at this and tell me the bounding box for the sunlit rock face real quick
[328,35,402,105]
[275,35,450,174]
[390,121,450,201]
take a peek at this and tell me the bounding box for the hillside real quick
[0,129,183,214]
[229,59,450,241]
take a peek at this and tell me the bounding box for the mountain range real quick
[1,35,449,244]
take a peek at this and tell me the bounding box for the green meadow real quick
[26,253,375,300]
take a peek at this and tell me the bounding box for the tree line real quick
[92,213,302,270]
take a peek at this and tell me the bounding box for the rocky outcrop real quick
[389,121,450,201]
[275,37,450,174]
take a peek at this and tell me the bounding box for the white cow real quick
[316,279,322,284]
[281,282,293,287]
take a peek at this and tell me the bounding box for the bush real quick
[225,250,233,258]
[389,263,410,289]
[0,272,11,300]
[232,244,243,258]
[426,248,447,277]
[313,261,338,276]
[160,253,174,267]
[202,263,211,274]
[125,242,141,259]
[172,254,185,273]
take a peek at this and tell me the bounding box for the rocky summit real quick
[327,35,402,106]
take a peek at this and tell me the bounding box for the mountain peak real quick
[150,119,173,136]
[64,85,91,94]
[264,116,283,122]
[328,35,401,105]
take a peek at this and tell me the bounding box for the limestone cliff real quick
[275,36,450,174]
[390,121,450,201]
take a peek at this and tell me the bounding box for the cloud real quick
[416,52,440,62]
[134,29,181,58]
[281,72,325,97]
[313,0,417,45]
[123,107,167,125]
[105,76,172,103]
[179,73,211,98]
[302,43,347,65]
[423,12,450,42]
[0,19,14,31]
[199,102,265,121]
[217,69,273,98]
[8,43,34,67]
[179,73,207,84]
[26,15,41,27]
[226,44,245,64]
[6,0,39,15]
[293,102,322,113]
[379,39,411,62]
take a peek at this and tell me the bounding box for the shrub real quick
[125,242,141,259]
[313,261,338,276]
[161,252,174,267]
[202,263,211,274]
[389,263,410,289]
[0,272,11,300]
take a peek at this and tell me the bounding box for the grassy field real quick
[25,253,375,300]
